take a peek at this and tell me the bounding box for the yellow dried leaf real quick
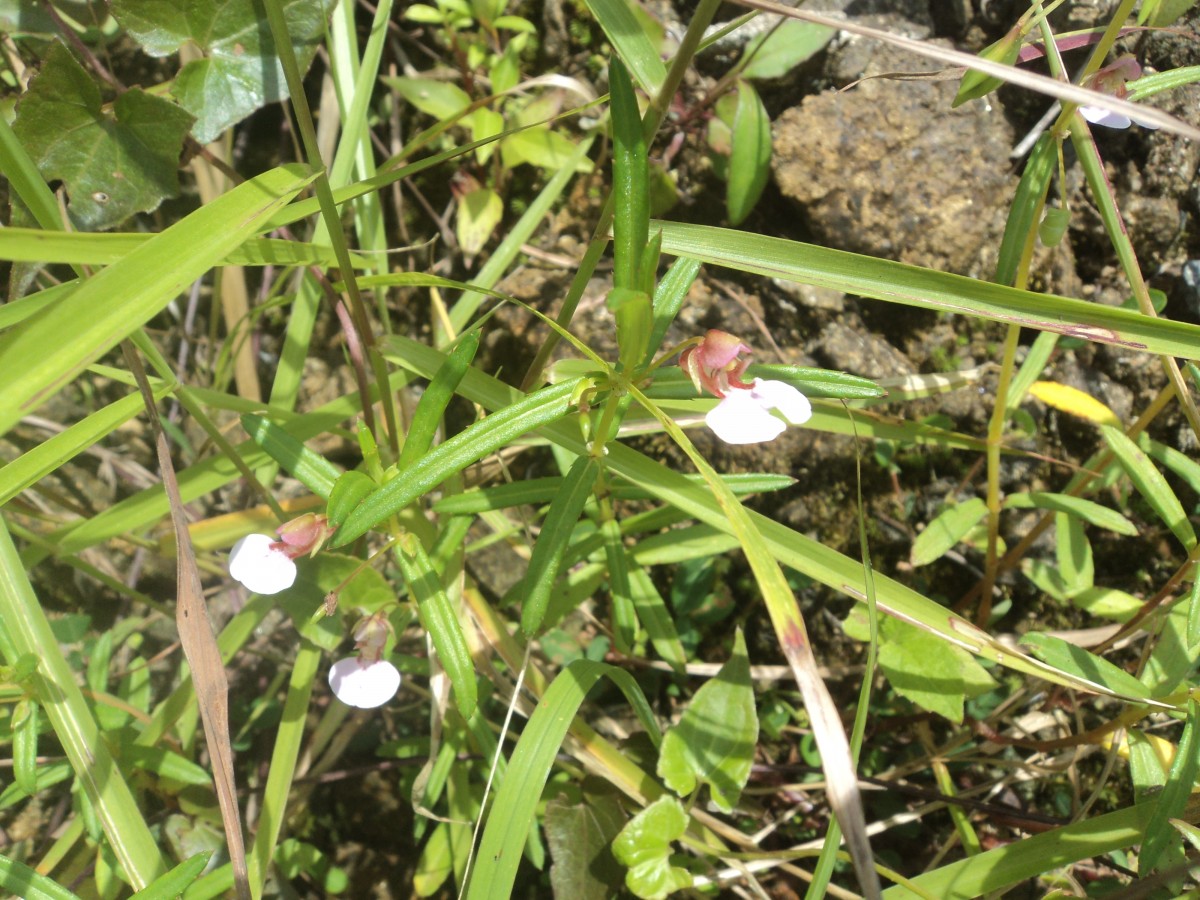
[1029,381,1122,426]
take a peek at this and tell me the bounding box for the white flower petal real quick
[1130,112,1161,131]
[328,658,401,708]
[705,389,787,444]
[228,534,297,595]
[750,379,813,425]
[1079,106,1132,129]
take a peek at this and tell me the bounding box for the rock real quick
[772,40,1017,277]
[810,320,915,380]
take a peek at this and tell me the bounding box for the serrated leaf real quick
[1102,425,1196,551]
[877,618,996,723]
[12,43,194,230]
[1020,632,1152,699]
[611,796,692,900]
[1029,381,1122,426]
[112,0,334,143]
[456,185,503,258]
[742,20,834,80]
[726,81,771,226]
[545,793,626,900]
[910,498,988,567]
[657,629,757,811]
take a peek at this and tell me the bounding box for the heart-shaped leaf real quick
[112,0,335,143]
[12,43,194,230]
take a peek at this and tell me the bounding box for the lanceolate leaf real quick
[1102,425,1197,551]
[726,80,771,225]
[12,43,194,230]
[111,0,335,143]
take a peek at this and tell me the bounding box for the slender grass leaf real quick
[602,516,638,653]
[522,456,600,635]
[1101,425,1196,551]
[11,700,38,796]
[1055,512,1093,595]
[0,228,368,268]
[0,854,80,900]
[466,660,661,900]
[647,257,701,362]
[398,331,480,470]
[241,413,341,500]
[129,853,213,900]
[584,0,665,94]
[395,538,478,717]
[0,164,314,439]
[327,471,377,529]
[655,220,1200,360]
[332,378,585,546]
[0,521,167,886]
[628,567,687,672]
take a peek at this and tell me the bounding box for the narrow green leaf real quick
[241,413,341,499]
[129,853,214,900]
[522,456,600,635]
[1188,575,1200,649]
[0,388,169,508]
[647,256,701,362]
[0,854,80,900]
[657,629,757,811]
[1003,492,1137,536]
[953,26,1022,108]
[399,332,481,470]
[628,567,687,672]
[726,80,771,225]
[645,364,883,401]
[12,700,38,796]
[656,220,1200,360]
[396,538,478,717]
[0,521,167,886]
[1019,632,1152,699]
[584,0,666,94]
[602,516,638,653]
[333,378,584,546]
[1101,425,1196,551]
[910,498,988,567]
[327,471,377,529]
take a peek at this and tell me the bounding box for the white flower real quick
[228,533,297,595]
[1079,105,1160,131]
[705,378,812,445]
[328,657,401,708]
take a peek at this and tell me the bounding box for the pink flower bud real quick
[272,513,334,560]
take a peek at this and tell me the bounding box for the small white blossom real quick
[1079,105,1160,131]
[228,533,297,595]
[328,657,401,708]
[705,379,813,445]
